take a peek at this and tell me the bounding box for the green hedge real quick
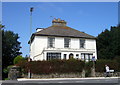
[17,59,85,74]
[95,59,119,72]
[17,58,120,75]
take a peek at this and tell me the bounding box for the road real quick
[1,77,120,85]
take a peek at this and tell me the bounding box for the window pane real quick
[81,53,93,61]
[47,53,61,60]
[81,53,85,60]
[48,37,55,48]
[64,38,70,48]
[64,54,67,59]
[80,39,85,48]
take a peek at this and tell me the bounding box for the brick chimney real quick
[52,18,67,26]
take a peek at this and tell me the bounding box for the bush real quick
[17,59,85,74]
[84,61,93,77]
[95,59,119,72]
[16,60,28,73]
[114,56,120,71]
[17,59,120,75]
[14,55,24,65]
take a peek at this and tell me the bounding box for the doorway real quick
[69,53,74,59]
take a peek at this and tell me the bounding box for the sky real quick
[2,2,118,57]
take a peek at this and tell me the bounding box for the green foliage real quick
[84,61,93,77]
[17,59,85,74]
[4,78,9,80]
[16,60,28,74]
[2,30,22,79]
[3,65,13,80]
[2,30,22,67]
[95,59,119,72]
[97,26,120,59]
[3,68,8,74]
[17,59,120,75]
[114,56,120,71]
[13,55,24,64]
[0,24,5,29]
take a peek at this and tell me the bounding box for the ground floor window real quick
[81,53,93,61]
[76,54,79,59]
[63,54,67,60]
[47,53,61,60]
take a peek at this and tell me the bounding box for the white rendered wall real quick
[86,39,96,49]
[86,39,97,59]
[31,36,47,61]
[71,38,79,49]
[30,36,97,61]
[55,37,64,48]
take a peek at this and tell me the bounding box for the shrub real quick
[16,60,28,73]
[17,59,120,75]
[114,56,120,71]
[17,59,85,74]
[95,59,119,72]
[84,61,93,77]
[13,55,24,64]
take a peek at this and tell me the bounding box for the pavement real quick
[1,77,120,85]
[17,77,119,81]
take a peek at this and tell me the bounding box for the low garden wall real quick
[22,72,120,79]
[29,73,82,78]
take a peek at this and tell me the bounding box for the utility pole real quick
[28,7,34,79]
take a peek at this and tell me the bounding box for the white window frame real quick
[48,37,55,48]
[80,39,85,49]
[46,53,61,60]
[64,38,71,48]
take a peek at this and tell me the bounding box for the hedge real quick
[17,59,85,74]
[95,59,119,72]
[17,58,120,74]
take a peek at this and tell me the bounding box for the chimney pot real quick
[52,18,67,26]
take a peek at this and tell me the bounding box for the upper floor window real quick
[48,37,55,48]
[80,39,85,48]
[64,38,70,48]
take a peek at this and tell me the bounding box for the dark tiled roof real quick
[34,26,95,39]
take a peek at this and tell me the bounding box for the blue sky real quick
[2,2,118,57]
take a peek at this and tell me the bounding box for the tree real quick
[0,24,5,29]
[2,30,22,79]
[97,26,120,59]
[13,55,24,64]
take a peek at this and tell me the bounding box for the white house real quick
[29,18,97,61]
